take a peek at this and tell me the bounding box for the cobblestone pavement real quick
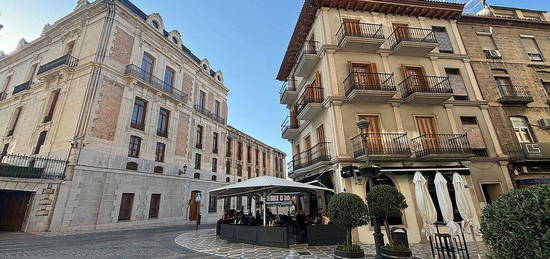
[175,229,490,259]
[0,224,219,259]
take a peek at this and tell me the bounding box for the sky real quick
[0,0,548,162]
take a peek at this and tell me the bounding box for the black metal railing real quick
[400,75,452,98]
[292,142,331,170]
[281,116,299,133]
[194,104,211,117]
[125,64,188,102]
[0,92,6,101]
[279,78,297,100]
[504,142,550,161]
[411,134,472,158]
[496,85,533,104]
[37,54,78,75]
[344,72,396,96]
[0,153,67,180]
[297,86,324,115]
[337,22,384,44]
[351,133,410,158]
[296,40,318,68]
[210,113,226,124]
[387,27,437,49]
[12,81,33,95]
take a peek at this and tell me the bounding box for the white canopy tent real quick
[209,176,334,226]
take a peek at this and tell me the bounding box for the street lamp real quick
[356,120,384,259]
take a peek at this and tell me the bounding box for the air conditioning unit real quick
[484,49,502,59]
[539,118,550,129]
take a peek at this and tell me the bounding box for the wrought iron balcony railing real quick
[387,27,437,49]
[496,85,533,104]
[295,40,318,68]
[291,142,331,171]
[351,133,410,158]
[194,104,211,117]
[505,142,550,162]
[410,134,472,158]
[210,113,226,124]
[336,22,384,44]
[399,75,452,98]
[125,64,188,102]
[37,54,78,75]
[281,116,299,133]
[279,78,297,98]
[296,86,324,115]
[12,81,33,95]
[0,153,67,180]
[344,72,396,96]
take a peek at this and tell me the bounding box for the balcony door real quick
[495,76,513,97]
[393,23,409,41]
[304,136,312,164]
[404,66,428,91]
[416,116,438,151]
[141,53,155,82]
[358,115,383,153]
[343,18,361,36]
[316,125,327,158]
[350,63,379,89]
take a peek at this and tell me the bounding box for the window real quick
[247,146,251,162]
[148,194,161,219]
[226,137,232,157]
[118,193,134,221]
[6,107,22,137]
[157,108,170,137]
[520,38,544,62]
[193,172,200,179]
[445,68,468,100]
[141,53,155,81]
[223,197,230,211]
[196,125,203,149]
[126,162,138,170]
[237,164,242,176]
[152,20,159,29]
[226,160,231,175]
[43,90,60,123]
[28,63,38,81]
[171,36,178,44]
[510,117,534,143]
[542,81,550,100]
[1,143,9,155]
[128,136,141,158]
[225,177,230,183]
[432,26,453,53]
[247,166,251,178]
[212,157,218,172]
[460,116,487,156]
[131,98,147,130]
[163,66,175,91]
[155,142,166,162]
[208,194,217,213]
[477,35,500,59]
[198,91,206,107]
[211,175,217,181]
[237,196,243,211]
[154,166,163,174]
[262,152,266,168]
[212,132,219,153]
[65,41,75,56]
[481,183,502,204]
[214,100,220,116]
[237,142,242,160]
[2,75,12,93]
[255,149,259,166]
[366,175,403,225]
[194,153,202,170]
[33,131,47,154]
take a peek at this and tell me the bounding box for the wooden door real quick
[416,117,438,151]
[304,136,312,163]
[358,115,383,153]
[189,191,201,221]
[393,23,409,41]
[350,63,379,89]
[404,66,428,91]
[316,125,327,157]
[343,18,361,36]
[0,191,32,231]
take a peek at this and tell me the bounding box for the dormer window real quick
[203,64,208,70]
[172,36,178,44]
[216,75,221,81]
[152,20,159,29]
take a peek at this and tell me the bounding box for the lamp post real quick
[356,120,384,259]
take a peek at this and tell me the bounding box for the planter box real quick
[380,246,413,259]
[306,225,346,245]
[334,248,365,258]
[219,224,289,248]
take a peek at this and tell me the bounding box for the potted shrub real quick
[481,184,550,259]
[366,184,412,258]
[327,192,370,258]
[356,161,381,178]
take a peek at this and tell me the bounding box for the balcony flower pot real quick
[334,244,365,259]
[380,245,413,259]
[356,162,381,178]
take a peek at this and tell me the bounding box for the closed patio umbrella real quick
[452,173,481,259]
[413,171,437,237]
[434,173,460,237]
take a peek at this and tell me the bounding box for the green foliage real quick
[327,192,370,229]
[480,184,550,259]
[336,243,363,253]
[365,185,408,219]
[383,244,409,252]
[358,161,376,169]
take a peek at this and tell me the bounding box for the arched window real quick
[193,172,200,179]
[216,75,221,81]
[366,175,403,225]
[126,162,138,170]
[154,166,163,174]
[152,20,159,29]
[172,36,178,44]
[211,175,217,181]
[225,177,230,183]
[202,64,208,70]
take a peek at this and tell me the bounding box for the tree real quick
[365,184,408,245]
[480,184,550,258]
[327,192,370,246]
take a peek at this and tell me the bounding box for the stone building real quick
[458,5,550,187]
[0,0,284,232]
[277,0,513,244]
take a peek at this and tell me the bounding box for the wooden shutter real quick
[343,18,360,36]
[358,115,383,152]
[149,194,161,218]
[416,116,438,151]
[118,193,134,220]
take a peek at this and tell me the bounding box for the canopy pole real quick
[263,193,267,226]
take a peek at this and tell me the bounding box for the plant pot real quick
[357,166,381,178]
[334,248,365,258]
[380,246,413,259]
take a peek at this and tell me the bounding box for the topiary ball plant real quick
[480,184,550,259]
[365,184,407,247]
[327,192,370,247]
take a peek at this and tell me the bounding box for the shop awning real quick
[297,170,333,184]
[381,166,470,176]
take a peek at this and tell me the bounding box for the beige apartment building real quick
[0,0,284,232]
[458,5,550,188]
[278,0,513,244]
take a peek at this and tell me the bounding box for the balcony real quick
[400,75,453,104]
[294,40,320,77]
[497,85,534,105]
[411,134,473,161]
[279,79,298,105]
[12,81,33,95]
[36,54,78,79]
[351,133,411,161]
[281,116,299,140]
[125,64,188,103]
[291,142,332,171]
[0,153,67,180]
[388,27,438,56]
[344,72,396,102]
[336,22,385,52]
[505,142,550,162]
[194,104,211,117]
[210,113,226,124]
[296,86,323,120]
